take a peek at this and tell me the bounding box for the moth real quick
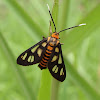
[17,4,86,82]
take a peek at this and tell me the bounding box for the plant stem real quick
[51,0,59,100]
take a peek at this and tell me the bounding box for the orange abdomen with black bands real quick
[38,44,53,69]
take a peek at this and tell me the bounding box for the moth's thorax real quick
[47,36,59,46]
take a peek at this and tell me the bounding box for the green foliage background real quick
[0,0,100,100]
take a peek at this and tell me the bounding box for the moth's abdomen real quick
[38,44,54,70]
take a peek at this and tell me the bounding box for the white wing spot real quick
[51,55,58,62]
[58,54,62,64]
[22,53,27,60]
[21,56,23,58]
[42,42,47,47]
[52,65,58,73]
[60,68,64,76]
[31,45,39,53]
[52,65,57,72]
[55,47,59,52]
[31,56,34,62]
[28,56,34,62]
[37,48,42,57]
[55,67,58,73]
[28,56,31,62]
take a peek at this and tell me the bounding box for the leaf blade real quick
[0,31,35,100]
[62,4,100,54]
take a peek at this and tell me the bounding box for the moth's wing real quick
[17,38,47,66]
[47,43,66,82]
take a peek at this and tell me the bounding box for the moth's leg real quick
[49,20,52,35]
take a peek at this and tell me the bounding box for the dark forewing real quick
[47,43,66,82]
[17,38,47,66]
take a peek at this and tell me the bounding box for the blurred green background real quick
[0,0,100,100]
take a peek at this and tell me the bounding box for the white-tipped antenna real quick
[79,23,86,26]
[47,4,56,32]
[59,23,86,33]
[47,4,50,10]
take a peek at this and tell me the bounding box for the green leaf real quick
[0,31,35,100]
[4,0,46,42]
[62,4,100,54]
[58,0,70,30]
[65,58,100,100]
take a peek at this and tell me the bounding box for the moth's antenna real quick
[59,23,86,33]
[47,4,56,32]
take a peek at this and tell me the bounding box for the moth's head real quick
[51,32,59,39]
